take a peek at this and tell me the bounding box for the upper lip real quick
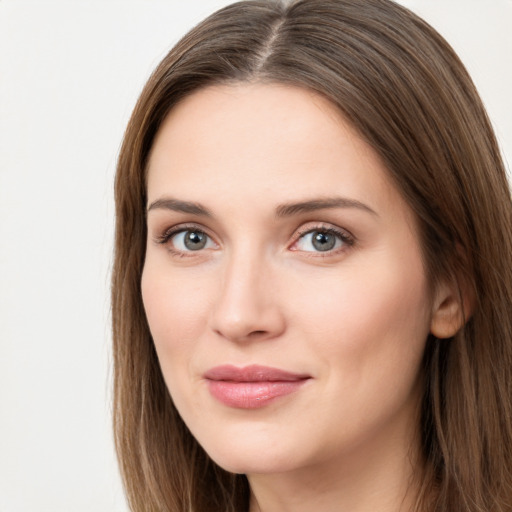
[203,364,310,382]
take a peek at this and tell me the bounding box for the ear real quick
[430,276,475,339]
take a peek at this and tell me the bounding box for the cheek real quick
[140,260,219,406]
[289,248,431,386]
[141,262,212,346]
[339,269,429,345]
[282,253,431,453]
[141,262,216,415]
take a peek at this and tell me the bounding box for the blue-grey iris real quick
[312,231,336,251]
[184,231,207,250]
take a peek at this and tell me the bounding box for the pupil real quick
[184,231,206,250]
[312,231,335,251]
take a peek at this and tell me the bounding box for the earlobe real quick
[430,278,475,339]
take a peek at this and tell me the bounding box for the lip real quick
[203,364,311,409]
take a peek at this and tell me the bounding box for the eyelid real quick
[153,222,219,252]
[151,220,354,256]
[289,222,355,254]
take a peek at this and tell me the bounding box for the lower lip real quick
[206,380,308,409]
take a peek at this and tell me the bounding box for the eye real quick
[292,227,353,253]
[173,230,213,251]
[157,227,217,253]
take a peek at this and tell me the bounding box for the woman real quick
[111,1,512,511]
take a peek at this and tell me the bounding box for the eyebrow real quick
[146,196,377,218]
[146,198,212,217]
[275,197,378,217]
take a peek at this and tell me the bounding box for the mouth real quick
[203,364,311,409]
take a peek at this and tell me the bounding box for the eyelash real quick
[154,222,355,257]
[291,224,355,255]
[155,223,214,257]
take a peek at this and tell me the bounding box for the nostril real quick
[249,330,267,338]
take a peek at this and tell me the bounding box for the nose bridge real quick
[210,242,284,342]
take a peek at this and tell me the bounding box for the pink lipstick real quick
[203,365,310,409]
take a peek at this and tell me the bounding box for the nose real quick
[209,249,286,343]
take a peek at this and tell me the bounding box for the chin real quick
[197,430,302,475]
[209,451,295,476]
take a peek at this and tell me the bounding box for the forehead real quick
[146,83,403,219]
[148,83,358,169]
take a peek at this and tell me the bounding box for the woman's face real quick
[142,84,435,476]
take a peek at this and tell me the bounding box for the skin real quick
[142,83,460,512]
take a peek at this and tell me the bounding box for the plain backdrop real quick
[0,1,510,511]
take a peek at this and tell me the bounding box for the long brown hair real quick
[112,1,512,510]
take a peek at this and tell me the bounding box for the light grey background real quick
[0,1,510,511]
